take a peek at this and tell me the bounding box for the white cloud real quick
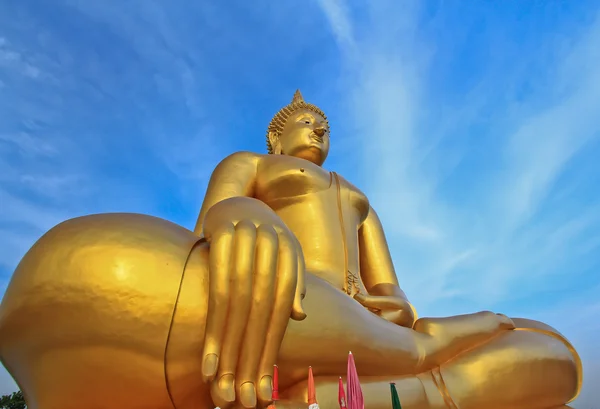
[314,0,354,48]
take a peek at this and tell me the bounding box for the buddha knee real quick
[0,213,205,409]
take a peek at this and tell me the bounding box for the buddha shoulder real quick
[210,151,266,177]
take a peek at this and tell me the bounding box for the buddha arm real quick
[358,206,418,318]
[193,151,260,235]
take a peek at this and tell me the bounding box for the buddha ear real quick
[268,131,282,155]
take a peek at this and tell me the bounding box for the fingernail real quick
[217,373,235,402]
[240,382,257,408]
[259,375,273,401]
[202,353,218,380]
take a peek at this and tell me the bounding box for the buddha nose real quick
[313,126,326,137]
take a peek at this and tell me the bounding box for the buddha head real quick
[266,90,330,166]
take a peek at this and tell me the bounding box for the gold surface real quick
[0,91,582,409]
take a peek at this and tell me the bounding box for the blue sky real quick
[1,0,599,406]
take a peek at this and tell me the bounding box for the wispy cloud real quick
[315,2,599,403]
[0,37,44,79]
[314,0,354,48]
[316,0,600,309]
[0,0,227,256]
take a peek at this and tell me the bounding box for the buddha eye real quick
[304,120,311,125]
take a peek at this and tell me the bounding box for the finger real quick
[291,238,306,321]
[202,223,235,382]
[353,293,404,311]
[236,224,279,409]
[256,232,298,406]
[210,221,257,406]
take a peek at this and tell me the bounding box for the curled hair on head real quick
[266,90,329,154]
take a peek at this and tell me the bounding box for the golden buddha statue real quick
[0,90,582,409]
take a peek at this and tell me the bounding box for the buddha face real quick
[279,109,330,166]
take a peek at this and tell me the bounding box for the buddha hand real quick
[354,292,415,328]
[201,197,307,408]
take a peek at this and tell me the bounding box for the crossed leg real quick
[281,327,579,409]
[273,275,580,409]
[276,273,513,385]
